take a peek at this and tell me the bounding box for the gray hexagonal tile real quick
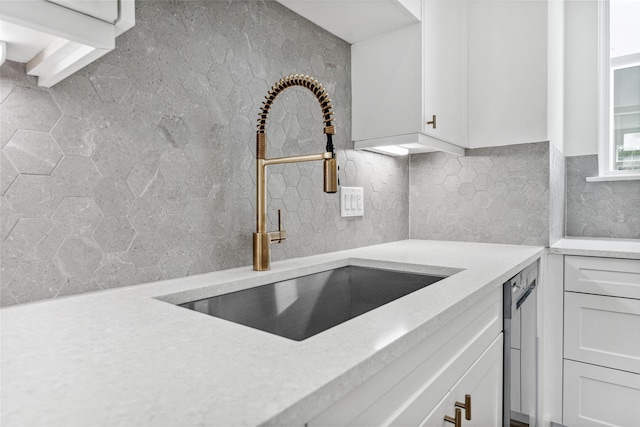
[51,115,102,157]
[94,254,136,289]
[52,197,104,237]
[183,41,214,75]
[298,199,313,223]
[93,216,136,254]
[471,157,493,175]
[92,137,135,179]
[430,168,447,185]
[128,197,165,233]
[184,198,216,229]
[1,151,18,195]
[8,261,67,303]
[185,167,213,198]
[4,130,62,175]
[228,114,252,144]
[127,232,168,268]
[4,217,64,262]
[443,158,462,176]
[458,182,477,200]
[297,175,314,200]
[3,175,62,218]
[52,156,102,196]
[229,56,252,86]
[344,160,357,184]
[126,164,164,198]
[0,104,18,148]
[282,187,301,211]
[443,175,462,192]
[183,71,211,104]
[53,237,103,279]
[158,247,192,279]
[89,63,132,103]
[157,114,189,150]
[268,173,286,199]
[93,178,135,216]
[3,87,62,132]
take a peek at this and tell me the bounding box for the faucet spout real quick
[253,74,338,271]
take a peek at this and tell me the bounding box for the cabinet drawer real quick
[564,292,640,374]
[563,359,640,427]
[565,256,640,299]
[308,287,502,426]
[420,335,503,427]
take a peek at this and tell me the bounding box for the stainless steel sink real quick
[179,266,447,341]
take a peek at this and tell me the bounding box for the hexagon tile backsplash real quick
[410,142,554,246]
[0,0,409,306]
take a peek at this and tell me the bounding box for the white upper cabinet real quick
[275,0,421,44]
[467,0,547,149]
[277,0,549,155]
[352,0,468,156]
[0,0,134,87]
[46,0,119,23]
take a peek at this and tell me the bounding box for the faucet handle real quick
[269,210,286,243]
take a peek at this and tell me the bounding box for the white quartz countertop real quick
[1,240,543,427]
[549,237,640,259]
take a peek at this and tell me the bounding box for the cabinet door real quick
[420,334,503,427]
[563,359,640,426]
[565,292,640,374]
[422,0,469,147]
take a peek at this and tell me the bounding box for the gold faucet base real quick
[253,232,271,271]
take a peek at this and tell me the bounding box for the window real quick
[595,0,640,180]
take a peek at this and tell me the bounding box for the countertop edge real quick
[549,237,640,260]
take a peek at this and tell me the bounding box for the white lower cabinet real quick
[421,336,503,427]
[563,360,640,427]
[561,255,640,427]
[307,287,503,427]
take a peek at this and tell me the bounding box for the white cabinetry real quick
[46,0,119,23]
[421,336,502,427]
[0,0,134,87]
[562,255,640,426]
[352,0,468,156]
[351,0,548,155]
[307,287,502,426]
[274,0,420,45]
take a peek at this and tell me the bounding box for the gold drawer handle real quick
[455,394,471,420]
[444,407,462,427]
[426,114,437,129]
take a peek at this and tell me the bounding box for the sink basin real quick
[179,266,447,341]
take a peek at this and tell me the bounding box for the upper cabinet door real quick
[422,0,469,148]
[351,1,469,156]
[46,0,118,24]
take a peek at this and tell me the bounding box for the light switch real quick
[340,187,364,217]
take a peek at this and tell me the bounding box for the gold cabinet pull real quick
[426,114,437,129]
[444,407,462,427]
[455,394,471,420]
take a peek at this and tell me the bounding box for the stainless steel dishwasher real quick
[503,261,539,427]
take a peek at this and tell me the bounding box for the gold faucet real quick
[253,74,338,271]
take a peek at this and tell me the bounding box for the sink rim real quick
[155,258,464,306]
[173,263,461,341]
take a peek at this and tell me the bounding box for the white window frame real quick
[591,0,640,181]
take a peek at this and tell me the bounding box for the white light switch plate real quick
[341,187,364,217]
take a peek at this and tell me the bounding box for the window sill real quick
[586,174,640,182]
